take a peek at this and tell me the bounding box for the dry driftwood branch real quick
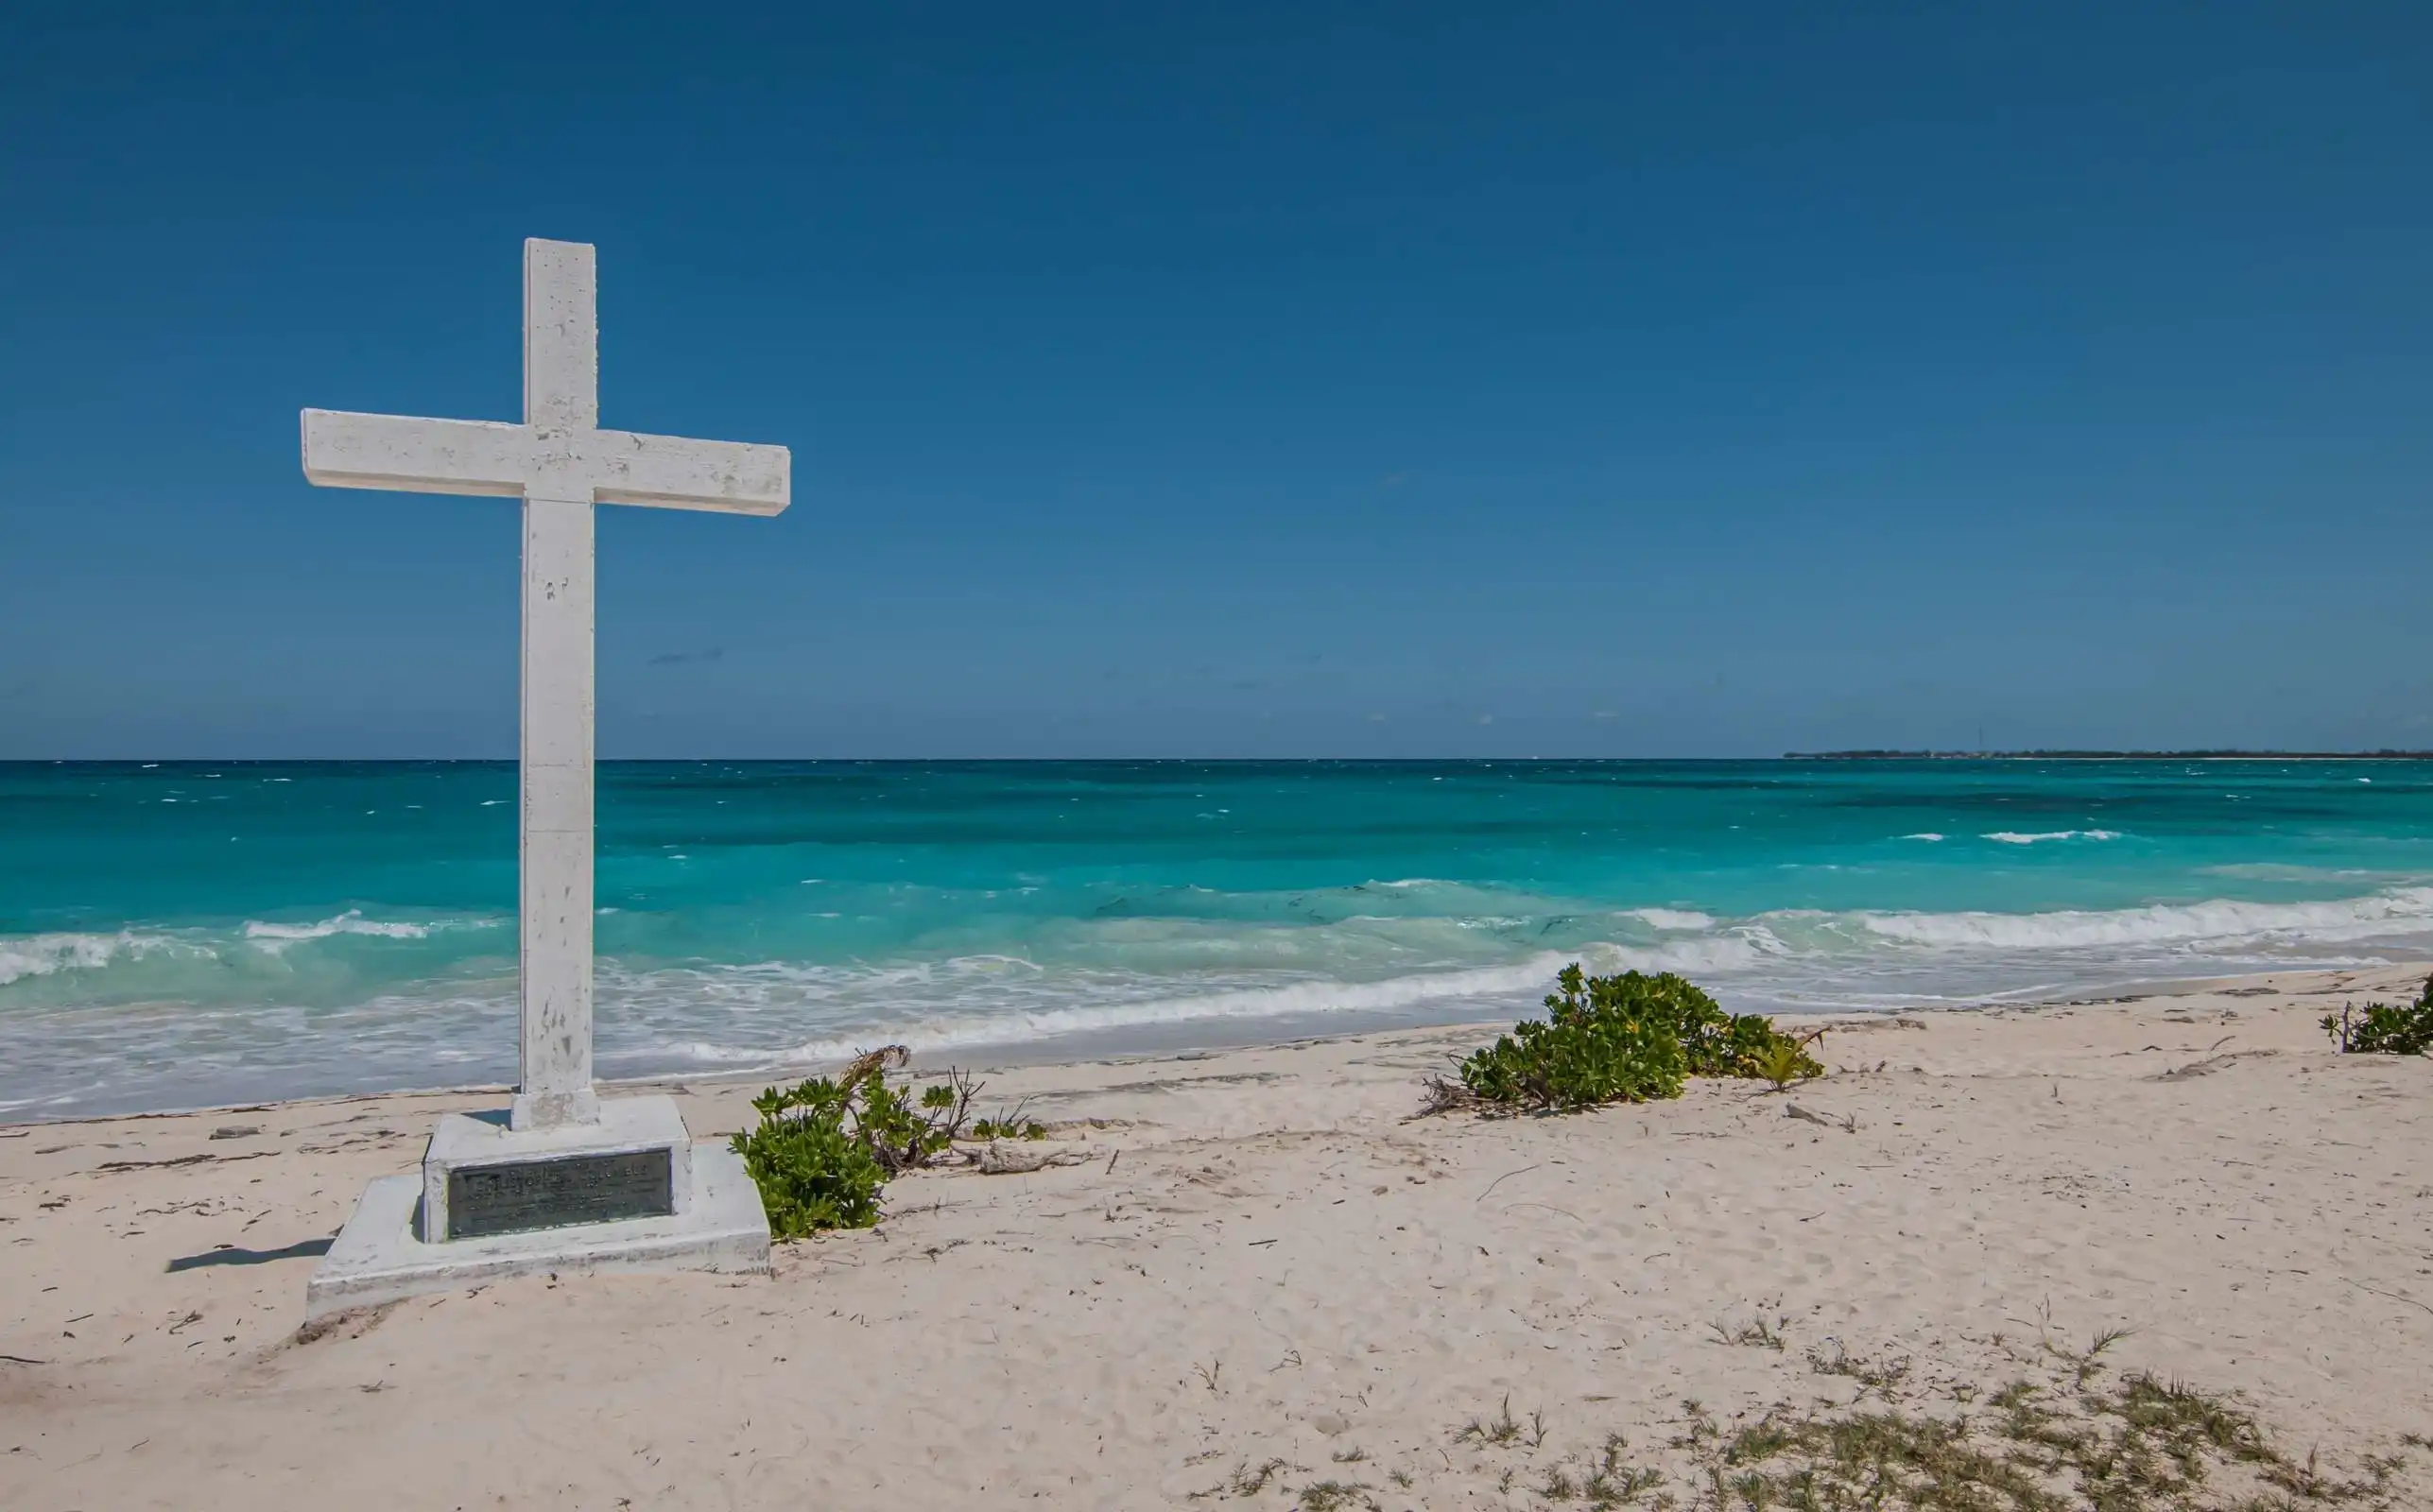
[838,1045,910,1091]
[1408,1073,1483,1121]
[2148,1048,2277,1083]
[977,1140,1095,1175]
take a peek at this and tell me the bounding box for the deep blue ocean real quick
[6,759,2432,1117]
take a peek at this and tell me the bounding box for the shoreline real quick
[9,958,2420,1129]
[5,961,2430,1507]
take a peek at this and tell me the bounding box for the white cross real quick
[302,238,790,1131]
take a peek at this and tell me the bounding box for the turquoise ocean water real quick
[6,759,2432,1118]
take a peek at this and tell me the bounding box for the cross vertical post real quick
[516,240,602,1130]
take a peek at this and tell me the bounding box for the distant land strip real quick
[1785,748,2433,761]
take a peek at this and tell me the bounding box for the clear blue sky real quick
[3,3,2426,758]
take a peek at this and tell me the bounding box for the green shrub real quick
[1658,971,1822,1081]
[1455,965,1823,1113]
[1458,968,1688,1110]
[731,1075,889,1236]
[732,1047,1013,1239]
[2322,973,2433,1055]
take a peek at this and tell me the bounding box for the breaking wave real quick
[1858,888,2433,950]
[0,930,195,988]
[245,911,440,945]
[1628,907,1717,931]
[0,912,508,988]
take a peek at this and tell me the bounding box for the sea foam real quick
[244,911,434,944]
[1628,907,1717,931]
[730,933,1777,1067]
[1857,887,2433,951]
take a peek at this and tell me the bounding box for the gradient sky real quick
[4,3,2427,758]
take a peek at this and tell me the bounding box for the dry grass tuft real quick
[1188,1456,1302,1500]
[1715,1314,1791,1351]
[1294,1480,1380,1511]
[1457,1393,1527,1447]
[1807,1339,1915,1396]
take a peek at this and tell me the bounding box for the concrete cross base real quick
[420,1095,696,1243]
[305,1125,770,1322]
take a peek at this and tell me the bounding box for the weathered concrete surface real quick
[417,1094,695,1243]
[305,1143,768,1322]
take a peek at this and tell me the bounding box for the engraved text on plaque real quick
[445,1149,675,1240]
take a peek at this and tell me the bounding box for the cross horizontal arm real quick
[583,430,790,516]
[302,410,788,514]
[302,410,529,497]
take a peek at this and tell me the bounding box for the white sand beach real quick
[5,965,2430,1509]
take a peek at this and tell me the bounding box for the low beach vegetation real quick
[1663,1364,2415,1511]
[1401,1331,2421,1511]
[1438,965,1822,1113]
[732,1047,1045,1238]
[2321,973,2433,1056]
[1176,1327,2424,1510]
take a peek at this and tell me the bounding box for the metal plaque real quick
[446,1148,673,1241]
